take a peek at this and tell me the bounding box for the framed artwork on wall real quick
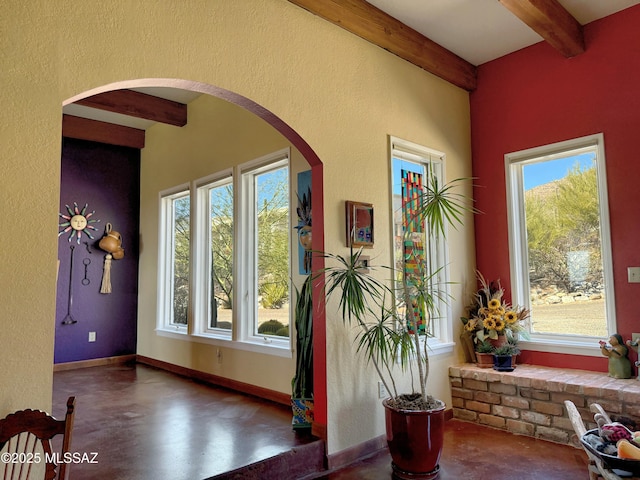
[345,201,374,248]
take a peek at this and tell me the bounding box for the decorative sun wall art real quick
[58,202,100,244]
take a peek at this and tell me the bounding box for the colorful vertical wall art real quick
[402,169,426,334]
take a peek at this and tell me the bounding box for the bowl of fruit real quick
[581,423,640,475]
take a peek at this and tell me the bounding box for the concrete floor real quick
[53,363,590,479]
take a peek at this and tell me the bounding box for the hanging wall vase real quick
[98,223,124,294]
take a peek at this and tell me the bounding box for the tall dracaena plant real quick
[322,177,474,409]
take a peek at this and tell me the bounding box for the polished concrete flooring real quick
[318,420,589,480]
[53,363,590,480]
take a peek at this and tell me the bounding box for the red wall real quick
[470,5,640,371]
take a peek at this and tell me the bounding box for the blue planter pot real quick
[493,355,515,372]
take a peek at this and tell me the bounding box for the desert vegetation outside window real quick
[159,188,190,329]
[158,149,291,355]
[506,134,615,350]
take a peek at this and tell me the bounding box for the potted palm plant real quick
[291,275,313,430]
[322,176,473,479]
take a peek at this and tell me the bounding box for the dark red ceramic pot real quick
[383,397,446,480]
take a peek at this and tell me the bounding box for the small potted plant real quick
[493,342,520,371]
[475,340,495,368]
[321,176,474,478]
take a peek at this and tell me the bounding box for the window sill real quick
[156,327,187,337]
[519,337,602,357]
[426,340,455,356]
[155,328,292,358]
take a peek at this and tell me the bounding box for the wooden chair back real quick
[590,403,613,424]
[0,396,75,480]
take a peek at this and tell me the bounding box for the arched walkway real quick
[62,78,327,433]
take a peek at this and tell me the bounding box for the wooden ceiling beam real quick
[62,114,145,149]
[75,89,187,127]
[288,0,477,91]
[498,0,585,57]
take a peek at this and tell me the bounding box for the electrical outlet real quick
[356,256,371,273]
[378,381,388,399]
[88,331,96,342]
[628,267,640,283]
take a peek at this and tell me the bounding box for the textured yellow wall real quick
[1,0,474,456]
[0,0,60,414]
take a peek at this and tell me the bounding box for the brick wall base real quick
[449,364,640,446]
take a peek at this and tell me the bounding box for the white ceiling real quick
[366,0,640,65]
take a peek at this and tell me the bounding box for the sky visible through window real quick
[523,153,595,190]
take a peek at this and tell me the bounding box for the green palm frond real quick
[321,248,389,325]
[412,176,478,237]
[320,176,476,405]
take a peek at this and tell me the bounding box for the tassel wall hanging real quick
[98,223,125,294]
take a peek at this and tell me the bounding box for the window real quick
[158,149,291,356]
[390,137,453,353]
[241,160,290,340]
[505,134,615,354]
[195,174,234,334]
[158,187,190,330]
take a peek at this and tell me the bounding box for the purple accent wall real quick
[55,138,140,363]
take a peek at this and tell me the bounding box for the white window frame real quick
[157,184,191,334]
[238,151,291,350]
[390,137,454,356]
[505,133,615,356]
[156,149,292,358]
[193,169,233,340]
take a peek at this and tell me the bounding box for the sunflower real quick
[465,318,479,332]
[483,317,497,330]
[505,311,518,324]
[488,298,501,310]
[493,316,506,331]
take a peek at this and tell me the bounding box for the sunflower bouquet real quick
[461,272,529,347]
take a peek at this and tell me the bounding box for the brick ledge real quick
[450,363,640,400]
[449,363,640,446]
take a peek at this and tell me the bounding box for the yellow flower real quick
[483,317,497,330]
[505,311,518,324]
[488,298,501,310]
[465,319,478,332]
[494,316,506,331]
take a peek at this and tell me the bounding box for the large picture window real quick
[505,134,615,354]
[158,149,291,356]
